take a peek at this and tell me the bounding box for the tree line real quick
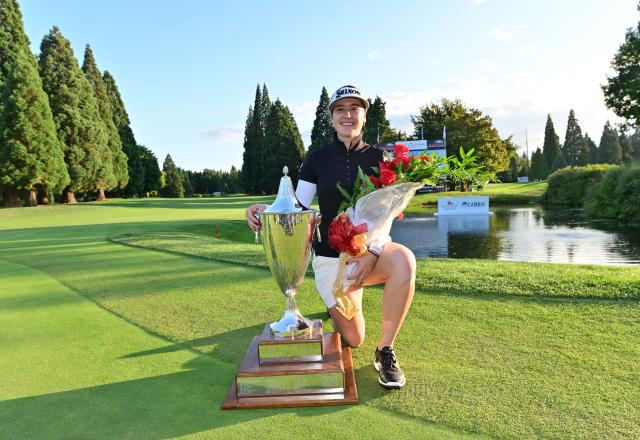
[0,0,163,207]
[242,85,517,194]
[159,153,242,198]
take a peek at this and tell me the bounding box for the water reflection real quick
[390,207,640,266]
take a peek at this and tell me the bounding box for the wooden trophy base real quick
[221,321,358,409]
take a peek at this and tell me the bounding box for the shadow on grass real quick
[0,356,271,439]
[89,196,276,210]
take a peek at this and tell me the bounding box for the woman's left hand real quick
[346,252,378,286]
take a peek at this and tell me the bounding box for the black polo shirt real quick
[298,136,383,258]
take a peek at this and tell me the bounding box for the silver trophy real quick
[257,166,321,337]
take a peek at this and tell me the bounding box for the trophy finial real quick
[264,165,301,213]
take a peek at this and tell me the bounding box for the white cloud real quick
[476,59,495,68]
[378,61,623,156]
[201,124,244,142]
[366,50,380,59]
[490,26,512,42]
[429,57,444,65]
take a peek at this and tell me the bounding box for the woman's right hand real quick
[245,203,268,232]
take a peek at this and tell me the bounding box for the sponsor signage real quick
[437,196,490,215]
[381,140,446,159]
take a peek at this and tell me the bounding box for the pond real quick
[390,207,640,266]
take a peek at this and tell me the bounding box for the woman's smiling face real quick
[331,97,366,141]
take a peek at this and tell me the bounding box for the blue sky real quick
[21,0,638,171]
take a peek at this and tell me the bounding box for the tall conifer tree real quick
[619,132,634,163]
[241,105,254,194]
[39,27,111,203]
[140,145,160,196]
[263,100,305,194]
[0,0,68,206]
[597,121,622,164]
[550,149,568,171]
[363,96,392,145]
[161,154,183,197]
[247,84,263,194]
[103,70,144,197]
[529,148,548,181]
[309,86,333,152]
[0,49,69,206]
[82,46,128,193]
[561,109,586,166]
[258,84,272,190]
[542,114,561,169]
[583,133,598,165]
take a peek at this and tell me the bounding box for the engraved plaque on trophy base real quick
[221,321,358,410]
[258,320,323,364]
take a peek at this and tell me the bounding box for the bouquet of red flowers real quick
[327,144,446,319]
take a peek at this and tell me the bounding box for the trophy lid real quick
[264,166,303,213]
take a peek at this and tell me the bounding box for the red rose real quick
[393,144,409,157]
[379,160,395,172]
[369,175,382,188]
[379,168,397,186]
[419,154,433,163]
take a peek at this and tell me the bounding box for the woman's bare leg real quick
[327,242,416,349]
[372,242,416,348]
[328,288,365,347]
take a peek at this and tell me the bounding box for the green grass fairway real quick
[1,196,638,439]
[407,182,547,213]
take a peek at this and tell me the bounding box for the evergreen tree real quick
[82,46,128,193]
[140,145,160,196]
[38,26,111,203]
[0,0,68,206]
[529,148,548,181]
[258,84,272,190]
[550,149,568,171]
[161,154,183,197]
[263,100,305,194]
[561,109,586,166]
[519,152,530,177]
[542,114,561,169]
[246,84,264,194]
[0,49,69,206]
[597,121,622,164]
[103,70,144,197]
[227,165,242,193]
[363,96,392,145]
[583,133,598,166]
[619,132,634,163]
[241,104,254,194]
[309,86,333,152]
[180,168,193,196]
[508,156,519,182]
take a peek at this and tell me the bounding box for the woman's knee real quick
[384,244,416,281]
[341,330,365,348]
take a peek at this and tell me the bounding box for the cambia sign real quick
[437,196,489,215]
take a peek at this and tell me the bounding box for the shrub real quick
[586,163,640,222]
[545,164,616,206]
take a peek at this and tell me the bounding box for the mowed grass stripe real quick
[0,259,474,440]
